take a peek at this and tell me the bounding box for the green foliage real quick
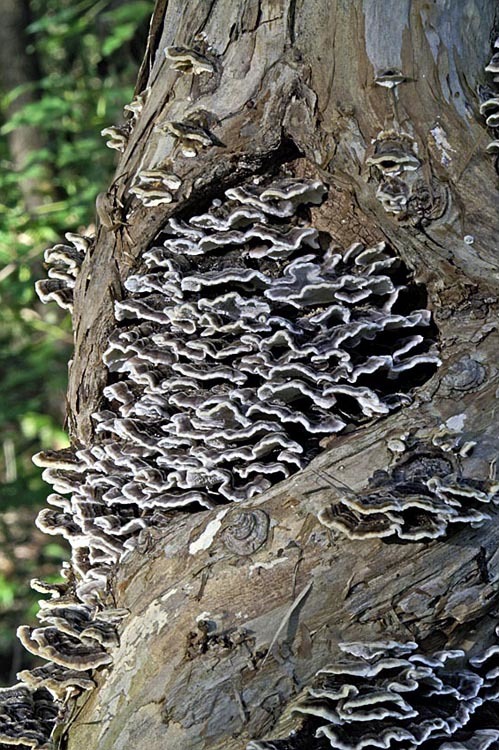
[0,0,152,683]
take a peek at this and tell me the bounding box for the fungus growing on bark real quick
[376,178,409,214]
[247,640,498,750]
[374,69,407,88]
[30,173,440,725]
[100,125,128,152]
[17,663,95,701]
[480,46,499,156]
[164,46,215,74]
[35,176,440,573]
[34,234,89,312]
[319,443,498,542]
[123,87,150,122]
[17,624,113,670]
[366,136,420,175]
[159,120,224,157]
[367,134,429,219]
[129,169,182,206]
[485,52,499,75]
[0,684,58,749]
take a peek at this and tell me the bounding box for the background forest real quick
[0,0,152,684]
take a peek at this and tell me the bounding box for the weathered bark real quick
[59,1,499,748]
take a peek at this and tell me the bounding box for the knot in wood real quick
[221,509,269,556]
[441,356,486,393]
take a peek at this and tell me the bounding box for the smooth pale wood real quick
[64,1,499,747]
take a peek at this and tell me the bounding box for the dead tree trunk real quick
[22,1,499,749]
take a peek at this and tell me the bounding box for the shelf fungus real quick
[123,86,150,123]
[32,176,440,570]
[164,46,215,75]
[27,174,441,732]
[129,169,182,207]
[100,124,129,152]
[158,120,225,157]
[470,624,499,702]
[374,69,407,88]
[35,233,90,312]
[0,683,58,749]
[17,624,113,670]
[366,135,420,175]
[319,443,499,542]
[248,640,499,750]
[479,44,499,160]
[17,663,95,701]
[366,133,439,221]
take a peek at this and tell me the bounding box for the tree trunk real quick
[20,1,499,749]
[0,0,48,213]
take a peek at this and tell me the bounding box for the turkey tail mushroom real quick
[20,173,441,737]
[319,442,499,542]
[35,233,90,313]
[247,640,499,750]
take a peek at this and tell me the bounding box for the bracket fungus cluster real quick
[34,233,90,313]
[248,640,499,750]
[100,87,150,155]
[366,131,447,226]
[0,684,58,749]
[319,442,499,542]
[100,124,129,152]
[1,561,127,746]
[74,175,438,522]
[478,37,499,159]
[129,169,182,207]
[123,87,150,123]
[26,173,441,742]
[158,119,225,157]
[367,132,420,217]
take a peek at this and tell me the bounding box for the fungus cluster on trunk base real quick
[0,684,57,750]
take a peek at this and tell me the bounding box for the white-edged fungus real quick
[376,178,409,214]
[158,120,225,157]
[130,169,182,207]
[17,625,113,670]
[485,52,499,74]
[35,234,90,313]
[123,86,150,122]
[319,442,498,542]
[246,638,499,750]
[17,663,95,701]
[374,69,407,88]
[366,136,420,175]
[479,45,499,160]
[100,125,129,152]
[0,683,58,749]
[39,177,438,522]
[23,174,441,739]
[164,46,215,75]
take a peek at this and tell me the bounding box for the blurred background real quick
[0,0,152,685]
